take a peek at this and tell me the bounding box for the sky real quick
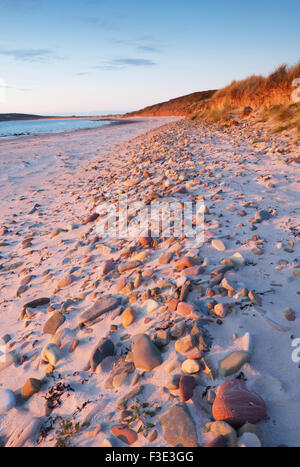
[0,0,299,115]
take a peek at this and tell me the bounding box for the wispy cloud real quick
[0,0,45,11]
[75,72,91,76]
[113,58,156,66]
[0,48,58,62]
[136,45,160,53]
[0,84,31,92]
[95,57,156,70]
[112,37,162,54]
[77,15,121,32]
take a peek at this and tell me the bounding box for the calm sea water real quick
[0,118,112,138]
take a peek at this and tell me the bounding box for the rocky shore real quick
[0,117,299,447]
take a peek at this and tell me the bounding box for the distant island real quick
[0,113,122,122]
[0,113,47,122]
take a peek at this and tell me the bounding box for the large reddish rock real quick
[111,425,138,445]
[212,379,267,428]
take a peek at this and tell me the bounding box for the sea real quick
[0,118,112,138]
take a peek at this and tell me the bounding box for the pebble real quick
[43,312,65,335]
[176,255,201,271]
[115,277,126,292]
[21,378,41,400]
[90,338,114,372]
[41,343,60,366]
[212,379,267,427]
[177,302,196,317]
[158,251,173,265]
[56,275,75,290]
[211,239,226,252]
[179,375,195,402]
[206,421,237,447]
[143,299,160,314]
[221,277,236,292]
[110,425,138,445]
[132,334,162,371]
[121,307,136,328]
[281,307,296,321]
[101,260,115,275]
[166,374,181,390]
[118,260,141,274]
[218,351,251,377]
[175,335,195,354]
[213,303,229,318]
[170,320,185,338]
[237,432,262,447]
[159,404,197,447]
[182,359,200,374]
[79,295,121,327]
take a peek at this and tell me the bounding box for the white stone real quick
[182,359,200,374]
[143,299,160,314]
[51,327,75,349]
[41,343,60,366]
[230,252,246,265]
[240,332,253,354]
[211,239,226,252]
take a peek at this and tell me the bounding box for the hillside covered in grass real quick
[125,90,216,117]
[127,62,300,136]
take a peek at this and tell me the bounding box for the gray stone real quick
[118,261,141,274]
[166,374,181,390]
[132,334,162,371]
[105,361,135,389]
[90,338,114,372]
[79,295,121,327]
[43,312,65,335]
[170,320,186,338]
[218,351,251,377]
[117,385,144,410]
[159,404,198,447]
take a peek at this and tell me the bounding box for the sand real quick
[0,116,300,447]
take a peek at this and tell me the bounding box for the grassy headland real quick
[127,61,300,136]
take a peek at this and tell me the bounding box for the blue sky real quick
[0,0,299,115]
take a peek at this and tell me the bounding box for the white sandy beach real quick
[0,116,300,447]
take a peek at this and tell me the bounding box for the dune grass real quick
[193,62,300,133]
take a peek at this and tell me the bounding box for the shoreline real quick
[0,117,300,447]
[0,117,144,142]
